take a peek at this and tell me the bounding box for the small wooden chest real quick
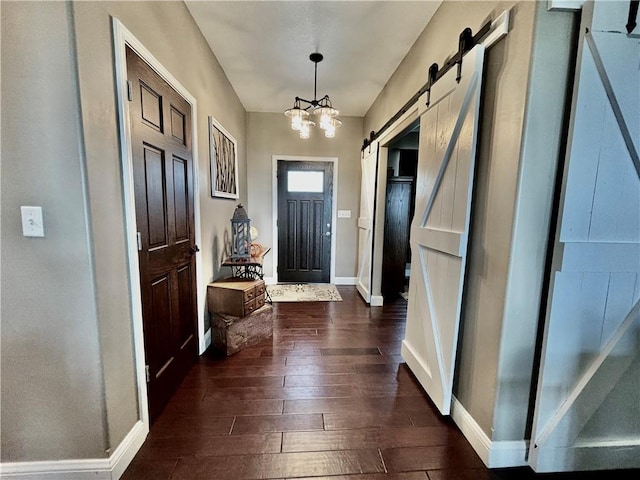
[207,278,266,317]
[210,304,273,356]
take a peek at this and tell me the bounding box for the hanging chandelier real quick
[284,53,342,139]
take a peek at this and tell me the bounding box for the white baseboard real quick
[0,421,148,480]
[202,328,212,354]
[451,396,492,465]
[451,397,528,468]
[109,420,148,479]
[0,460,111,480]
[356,284,371,303]
[489,440,528,468]
[370,295,384,306]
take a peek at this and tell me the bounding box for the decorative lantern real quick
[230,204,251,260]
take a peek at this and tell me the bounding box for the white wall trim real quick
[451,395,492,466]
[271,155,339,284]
[112,15,204,449]
[547,0,584,11]
[451,397,528,469]
[370,295,384,306]
[489,440,529,468]
[112,17,150,430]
[334,276,357,285]
[370,107,420,307]
[106,421,148,479]
[0,421,148,479]
[203,328,212,351]
[0,462,111,480]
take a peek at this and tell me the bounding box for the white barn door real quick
[529,1,640,472]
[402,45,485,415]
[357,143,378,303]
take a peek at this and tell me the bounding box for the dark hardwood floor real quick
[123,286,638,480]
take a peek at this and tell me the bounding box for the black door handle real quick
[190,245,200,254]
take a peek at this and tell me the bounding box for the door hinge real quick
[145,365,150,383]
[127,80,133,102]
[136,232,142,251]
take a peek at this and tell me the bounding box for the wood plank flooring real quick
[123,287,637,480]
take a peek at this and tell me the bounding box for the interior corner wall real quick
[363,0,538,438]
[491,3,578,442]
[246,112,363,280]
[1,1,107,461]
[72,0,248,450]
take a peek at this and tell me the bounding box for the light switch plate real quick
[21,206,44,237]
[337,210,351,218]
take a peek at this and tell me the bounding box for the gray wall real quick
[246,112,363,279]
[491,3,577,441]
[1,1,107,461]
[453,1,539,440]
[1,0,248,462]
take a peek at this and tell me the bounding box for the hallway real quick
[123,287,636,480]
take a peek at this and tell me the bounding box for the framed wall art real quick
[209,116,239,199]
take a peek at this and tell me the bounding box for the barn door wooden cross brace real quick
[584,33,640,177]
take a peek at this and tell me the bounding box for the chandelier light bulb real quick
[285,107,309,131]
[314,106,338,130]
[299,120,314,139]
[324,117,341,138]
[291,116,303,131]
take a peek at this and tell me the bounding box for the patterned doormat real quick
[266,284,343,302]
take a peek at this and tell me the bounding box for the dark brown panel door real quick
[126,47,198,422]
[382,176,414,300]
[277,161,333,283]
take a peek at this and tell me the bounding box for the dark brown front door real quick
[126,46,198,422]
[277,160,333,283]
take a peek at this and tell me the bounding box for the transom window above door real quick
[287,171,324,193]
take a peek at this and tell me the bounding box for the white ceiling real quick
[185,1,443,117]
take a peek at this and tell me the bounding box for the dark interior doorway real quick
[381,124,419,301]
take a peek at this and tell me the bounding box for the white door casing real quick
[357,143,378,303]
[529,1,640,472]
[401,45,486,415]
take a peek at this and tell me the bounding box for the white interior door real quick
[529,1,640,472]
[401,45,485,415]
[357,143,378,303]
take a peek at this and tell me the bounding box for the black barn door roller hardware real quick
[363,21,491,151]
